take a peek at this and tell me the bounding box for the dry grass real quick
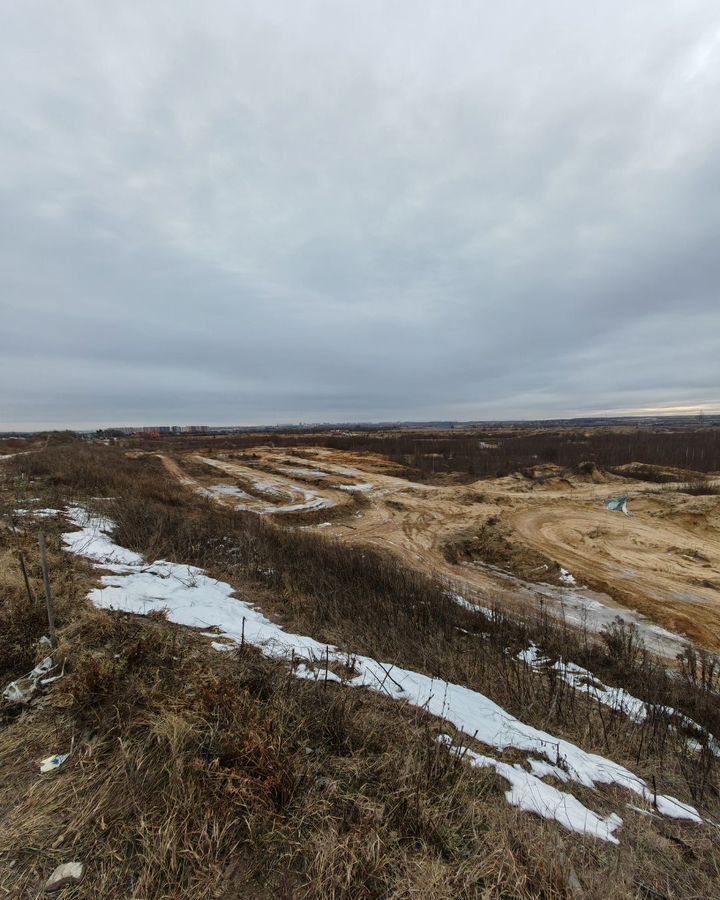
[666,481,720,497]
[2,444,720,897]
[2,604,720,899]
[0,607,538,898]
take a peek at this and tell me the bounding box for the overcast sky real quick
[1,1,719,429]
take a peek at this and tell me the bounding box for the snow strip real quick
[446,590,494,618]
[61,508,702,838]
[196,457,335,514]
[63,507,143,568]
[518,644,720,757]
[439,735,623,843]
[209,484,253,499]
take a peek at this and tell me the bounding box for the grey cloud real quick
[1,0,719,429]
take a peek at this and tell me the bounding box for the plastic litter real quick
[30,657,55,679]
[44,860,85,892]
[2,656,57,706]
[39,753,70,774]
[604,496,630,516]
[2,677,37,705]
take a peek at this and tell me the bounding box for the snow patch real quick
[209,484,252,499]
[446,590,494,618]
[14,508,63,518]
[518,644,719,758]
[440,736,623,843]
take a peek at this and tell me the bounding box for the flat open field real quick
[159,441,720,656]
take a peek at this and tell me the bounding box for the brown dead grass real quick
[2,601,720,899]
[2,444,720,898]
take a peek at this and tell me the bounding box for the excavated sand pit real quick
[160,446,720,655]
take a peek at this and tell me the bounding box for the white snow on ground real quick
[520,645,647,722]
[61,507,702,841]
[446,590,494,618]
[196,457,335,514]
[173,471,216,500]
[63,507,143,568]
[518,644,720,756]
[209,484,253,499]
[534,580,688,657]
[13,508,63,518]
[316,463,365,476]
[469,560,687,657]
[559,568,577,585]
[337,483,374,492]
[280,467,329,478]
[439,735,623,843]
[276,489,334,513]
[249,479,285,497]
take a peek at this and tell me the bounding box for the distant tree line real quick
[158,426,720,479]
[303,428,720,478]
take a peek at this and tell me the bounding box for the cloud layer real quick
[2,1,719,428]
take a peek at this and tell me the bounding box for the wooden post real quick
[18,551,35,605]
[38,533,58,649]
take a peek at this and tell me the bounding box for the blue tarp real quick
[604,496,629,516]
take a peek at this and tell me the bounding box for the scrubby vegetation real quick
[149,425,720,480]
[2,442,720,897]
[667,480,720,497]
[442,517,564,585]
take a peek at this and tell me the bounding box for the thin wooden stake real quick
[18,551,35,605]
[652,774,658,810]
[38,532,58,649]
[241,616,246,650]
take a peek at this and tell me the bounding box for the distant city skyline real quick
[3,405,719,435]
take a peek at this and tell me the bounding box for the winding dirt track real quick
[159,447,720,655]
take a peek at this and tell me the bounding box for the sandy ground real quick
[159,447,720,656]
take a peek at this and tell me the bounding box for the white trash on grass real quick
[3,657,56,706]
[40,753,69,774]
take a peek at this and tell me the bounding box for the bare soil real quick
[160,446,720,653]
